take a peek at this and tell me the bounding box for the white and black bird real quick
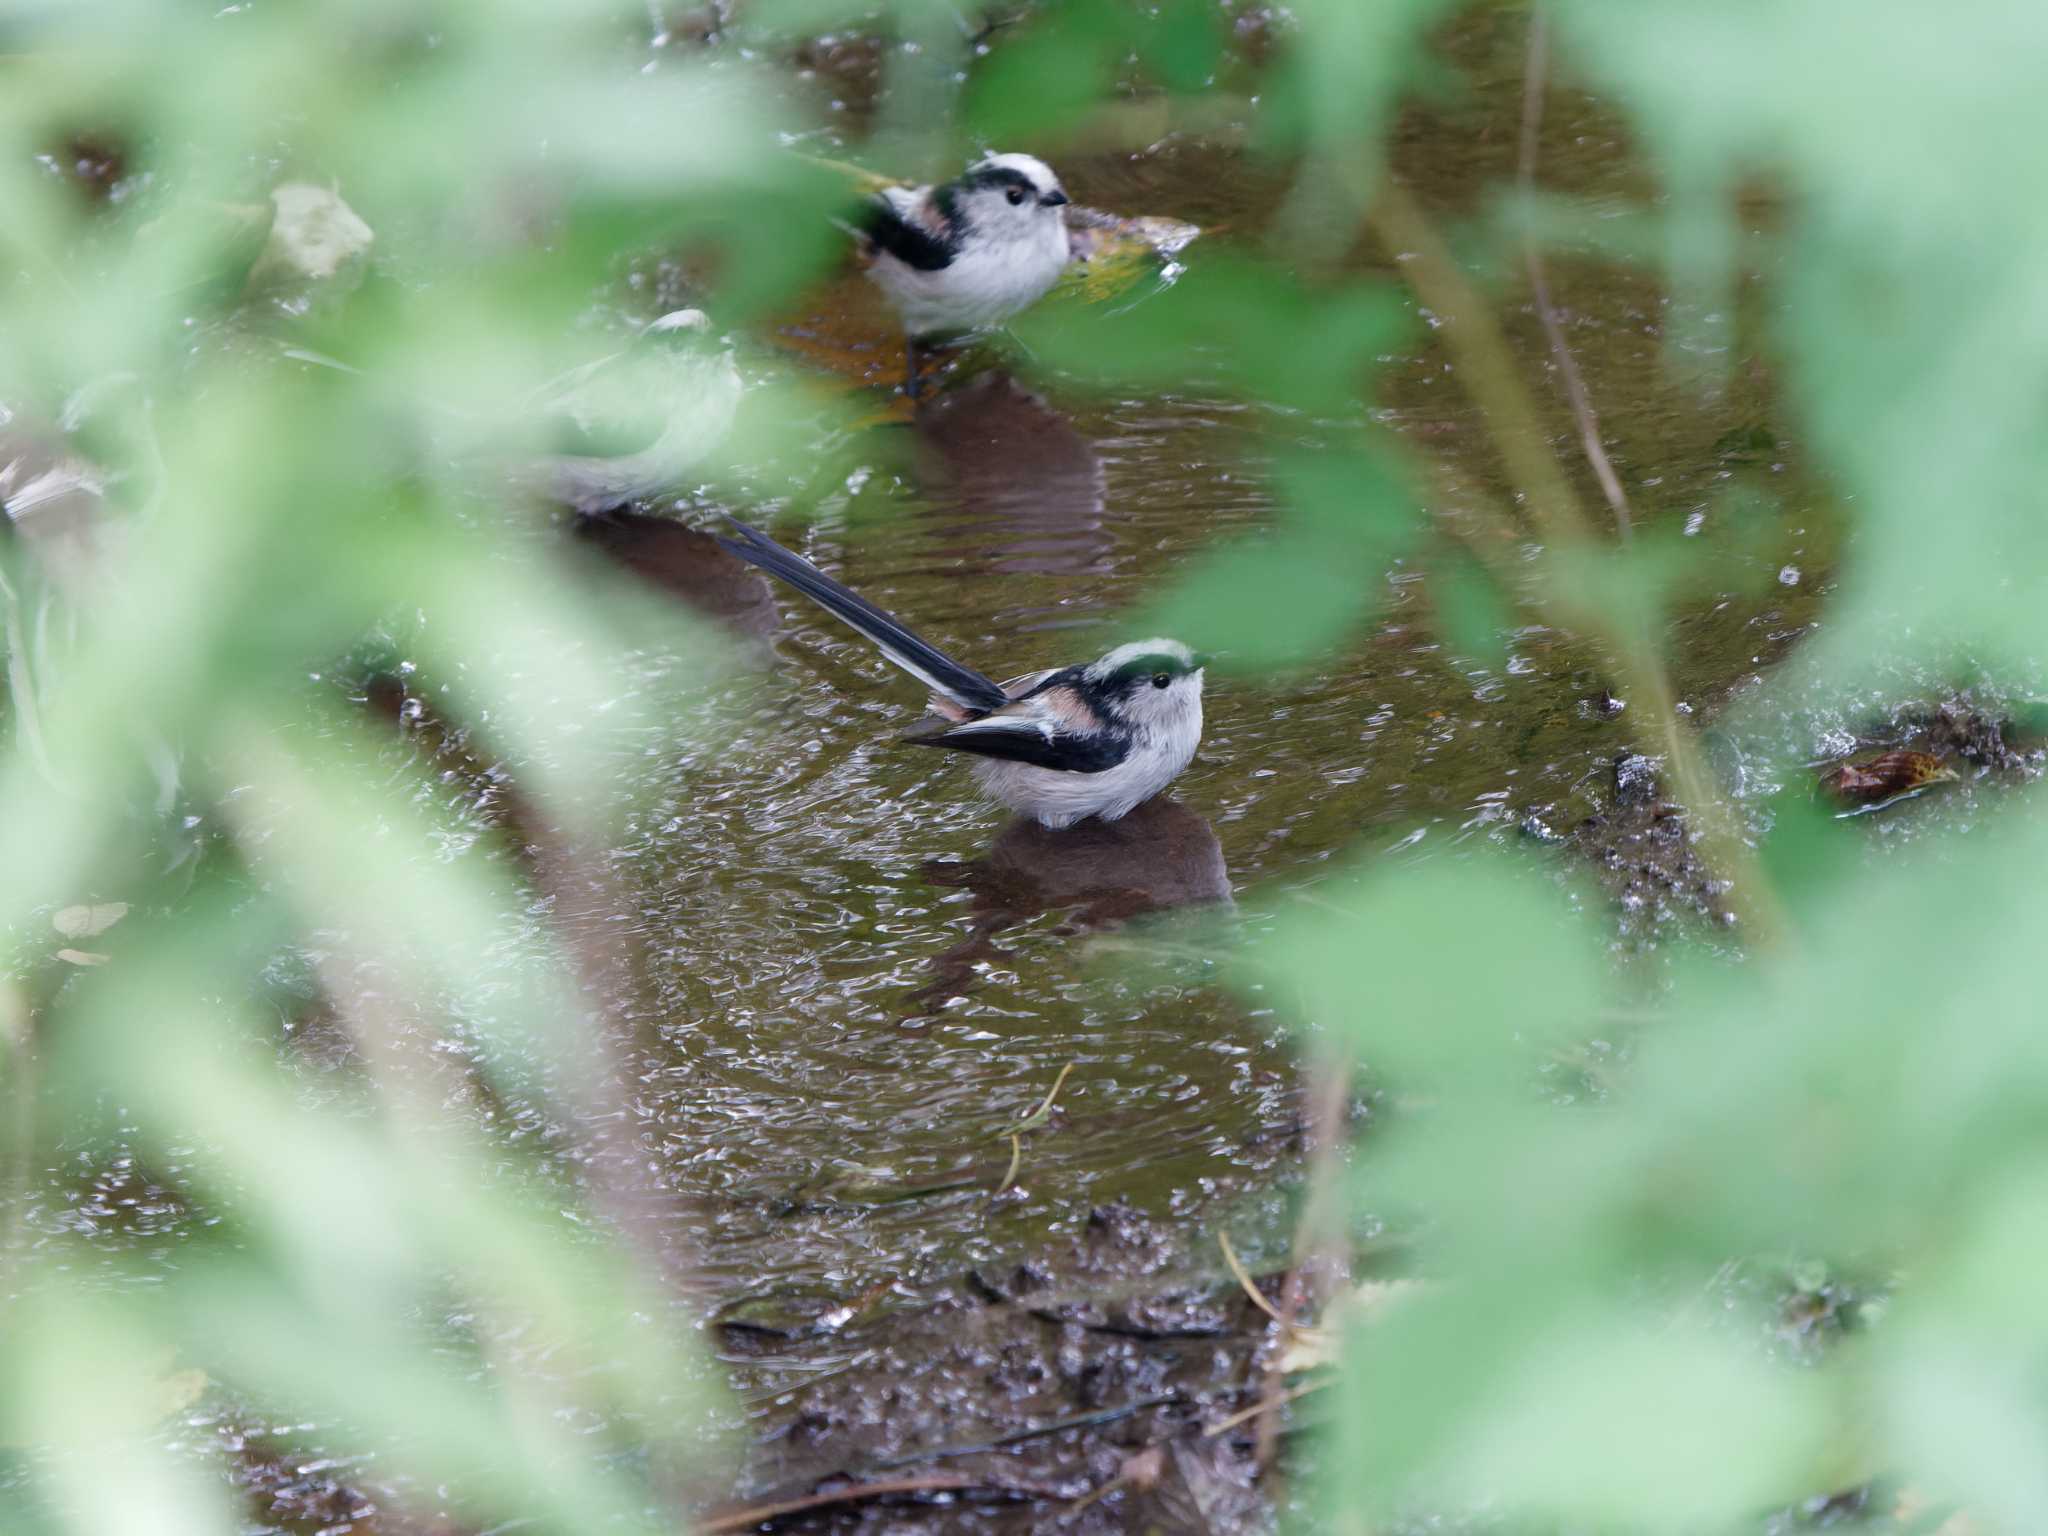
[718,519,1205,829]
[858,153,1073,399]
[528,308,742,513]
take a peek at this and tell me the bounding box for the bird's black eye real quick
[1151,672,1171,689]
[1005,186,1026,206]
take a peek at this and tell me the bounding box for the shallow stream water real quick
[569,10,1829,1338]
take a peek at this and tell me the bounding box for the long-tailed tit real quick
[857,153,1072,399]
[718,519,1205,829]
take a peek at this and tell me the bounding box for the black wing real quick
[857,194,956,272]
[717,519,1011,714]
[906,712,1126,774]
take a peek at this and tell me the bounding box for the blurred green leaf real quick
[1445,1311,1828,1527]
[1426,541,1512,671]
[966,4,1124,145]
[1132,444,1417,668]
[1251,852,1606,1089]
[1143,0,1225,95]
[1559,0,2048,673]
[1024,253,1409,416]
[8,0,2048,1531]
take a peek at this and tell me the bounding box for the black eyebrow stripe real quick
[962,165,1041,196]
[1113,654,1187,679]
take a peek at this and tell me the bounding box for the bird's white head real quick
[1085,638,1206,735]
[952,152,1071,240]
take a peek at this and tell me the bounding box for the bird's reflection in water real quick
[912,370,1110,577]
[911,796,1230,1011]
[569,507,778,641]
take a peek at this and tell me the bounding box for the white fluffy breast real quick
[870,238,1069,338]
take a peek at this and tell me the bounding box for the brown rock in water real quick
[55,134,128,201]
[1821,750,1959,809]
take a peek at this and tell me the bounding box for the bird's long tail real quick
[717,519,1011,714]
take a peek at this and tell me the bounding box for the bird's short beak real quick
[1040,188,1070,208]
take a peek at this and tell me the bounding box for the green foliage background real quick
[2,0,2044,1532]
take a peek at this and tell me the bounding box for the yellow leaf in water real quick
[54,949,110,967]
[149,1368,210,1422]
[1057,210,1201,305]
[52,902,128,938]
[796,152,900,201]
[1821,750,1961,812]
[131,1346,210,1427]
[1277,1327,1335,1374]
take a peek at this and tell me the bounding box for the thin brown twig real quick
[996,1061,1076,1193]
[696,1474,1042,1534]
[1013,1061,1076,1131]
[996,1133,1023,1195]
[1218,1231,1285,1323]
[1254,1041,1354,1469]
[1059,1446,1165,1523]
[1206,1377,1334,1439]
[866,1394,1184,1472]
[1375,180,1593,551]
[1369,178,1783,940]
[1059,1479,1122,1521]
[1517,8,1633,539]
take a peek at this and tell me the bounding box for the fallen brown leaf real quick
[52,902,128,939]
[1822,750,1959,810]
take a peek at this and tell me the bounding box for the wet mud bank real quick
[708,1203,1291,1535]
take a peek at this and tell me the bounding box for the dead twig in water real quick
[996,1133,1023,1195]
[1218,1230,1284,1323]
[1253,1043,1354,1469]
[1517,7,1633,540]
[1061,1445,1166,1523]
[697,1472,1055,1534]
[995,1060,1076,1194]
[1007,1061,1076,1134]
[1206,1377,1334,1439]
[865,1393,1184,1472]
[1374,184,1592,552]
[1369,178,1783,941]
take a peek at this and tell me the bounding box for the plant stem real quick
[1369,176,1782,940]
[1517,8,1635,540]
